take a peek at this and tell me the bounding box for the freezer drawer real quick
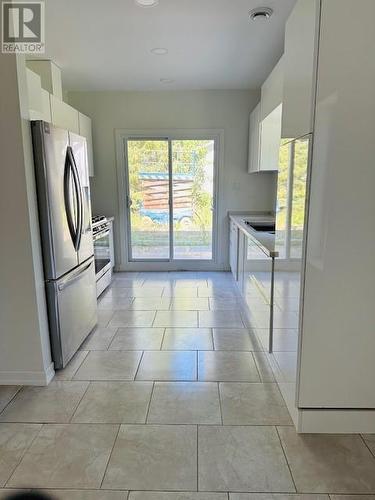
[46,257,97,369]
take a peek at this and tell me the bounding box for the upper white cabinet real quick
[248,103,261,173]
[49,94,79,134]
[25,59,96,176]
[78,112,95,177]
[248,55,285,173]
[260,56,284,121]
[258,56,284,172]
[27,60,63,99]
[49,100,95,176]
[41,89,52,122]
[26,68,51,122]
[282,0,320,140]
[26,68,43,120]
[259,104,282,172]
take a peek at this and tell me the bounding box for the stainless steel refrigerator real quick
[31,121,97,369]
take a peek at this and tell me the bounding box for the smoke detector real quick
[249,7,273,21]
[135,0,159,7]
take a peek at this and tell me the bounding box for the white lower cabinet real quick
[229,220,238,279]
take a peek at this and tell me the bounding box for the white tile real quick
[153,311,198,328]
[109,328,164,350]
[170,298,209,311]
[102,425,197,491]
[109,310,156,328]
[74,351,142,381]
[0,382,89,423]
[148,382,221,424]
[162,330,213,350]
[199,311,244,328]
[136,351,197,381]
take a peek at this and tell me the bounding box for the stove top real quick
[92,215,107,227]
[92,216,109,235]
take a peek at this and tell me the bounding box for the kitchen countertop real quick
[229,213,278,258]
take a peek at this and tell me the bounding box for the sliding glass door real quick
[125,137,216,262]
[172,139,214,260]
[127,139,170,260]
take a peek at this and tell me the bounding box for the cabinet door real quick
[282,0,320,140]
[259,104,282,171]
[41,89,51,122]
[26,68,43,120]
[248,103,261,173]
[78,112,94,177]
[50,94,79,133]
[243,236,272,333]
[237,231,245,293]
[229,221,238,279]
[298,0,375,408]
[260,56,284,121]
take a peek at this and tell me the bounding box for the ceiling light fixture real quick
[249,7,273,21]
[151,47,168,55]
[160,78,174,84]
[135,0,159,7]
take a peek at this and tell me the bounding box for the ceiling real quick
[39,0,296,91]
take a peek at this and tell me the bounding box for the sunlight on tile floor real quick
[0,272,375,499]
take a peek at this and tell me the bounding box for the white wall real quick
[68,90,277,268]
[0,54,53,385]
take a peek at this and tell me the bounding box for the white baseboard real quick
[0,362,55,386]
[298,408,375,433]
[115,263,228,272]
[277,379,375,433]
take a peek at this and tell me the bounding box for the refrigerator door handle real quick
[64,147,83,251]
[69,147,84,250]
[64,148,78,249]
[58,260,93,291]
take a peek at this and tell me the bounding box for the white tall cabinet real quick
[298,0,375,411]
[278,0,375,432]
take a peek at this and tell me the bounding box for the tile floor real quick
[0,271,375,500]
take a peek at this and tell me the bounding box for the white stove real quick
[92,215,112,297]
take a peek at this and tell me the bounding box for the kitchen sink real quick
[244,221,275,233]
